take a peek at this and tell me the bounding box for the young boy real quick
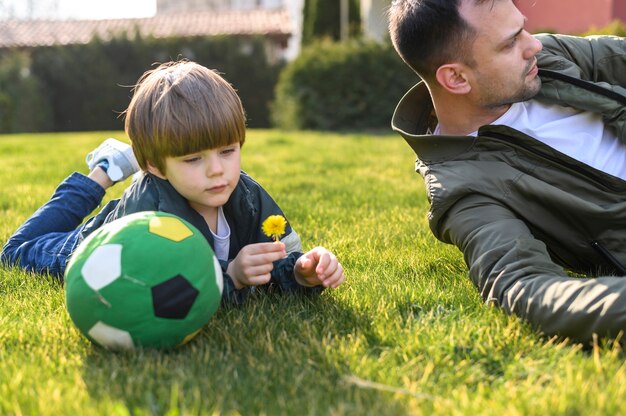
[1,60,345,302]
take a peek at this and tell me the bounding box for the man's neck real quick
[429,86,512,135]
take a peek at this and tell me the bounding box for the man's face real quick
[460,0,543,109]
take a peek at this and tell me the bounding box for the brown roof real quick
[0,8,292,49]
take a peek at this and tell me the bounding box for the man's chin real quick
[518,78,542,102]
[481,78,543,109]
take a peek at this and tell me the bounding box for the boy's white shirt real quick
[210,206,303,263]
[435,100,626,180]
[211,206,230,262]
[282,230,303,254]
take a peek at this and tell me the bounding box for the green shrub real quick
[0,34,282,133]
[0,51,52,133]
[272,39,419,131]
[581,19,626,36]
[302,0,361,45]
[30,39,120,132]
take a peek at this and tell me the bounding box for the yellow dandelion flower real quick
[262,215,287,242]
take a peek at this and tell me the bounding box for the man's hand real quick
[294,247,345,289]
[227,242,286,289]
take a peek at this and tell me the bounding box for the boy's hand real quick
[227,242,286,289]
[294,247,345,289]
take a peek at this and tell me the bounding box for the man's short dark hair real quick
[388,0,492,80]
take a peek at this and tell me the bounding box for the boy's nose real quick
[206,157,224,176]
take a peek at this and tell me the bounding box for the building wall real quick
[284,0,304,60]
[155,0,302,60]
[613,0,626,18]
[517,0,626,34]
[156,0,284,13]
[360,0,626,41]
[157,0,222,13]
[360,0,389,42]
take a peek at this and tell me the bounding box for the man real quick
[389,0,626,344]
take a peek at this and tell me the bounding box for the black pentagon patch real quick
[151,275,199,319]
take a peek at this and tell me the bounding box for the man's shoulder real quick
[537,33,625,63]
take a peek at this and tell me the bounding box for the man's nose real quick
[524,31,543,59]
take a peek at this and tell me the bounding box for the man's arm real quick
[537,33,626,87]
[439,193,626,344]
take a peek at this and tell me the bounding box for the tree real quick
[302,0,361,45]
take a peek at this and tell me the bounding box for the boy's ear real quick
[146,162,166,179]
[435,63,471,95]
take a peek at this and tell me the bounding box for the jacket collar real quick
[391,70,613,163]
[391,81,476,162]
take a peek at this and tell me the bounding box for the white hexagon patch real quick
[81,244,123,291]
[213,255,224,294]
[88,321,134,350]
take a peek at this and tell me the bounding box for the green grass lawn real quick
[0,130,625,415]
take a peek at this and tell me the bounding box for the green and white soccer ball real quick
[64,211,223,351]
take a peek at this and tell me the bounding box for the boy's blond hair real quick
[124,60,246,173]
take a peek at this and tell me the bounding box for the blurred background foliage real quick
[302,0,361,45]
[272,39,417,131]
[580,19,626,37]
[1,4,624,134]
[0,35,281,133]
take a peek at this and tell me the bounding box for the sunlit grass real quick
[0,130,624,415]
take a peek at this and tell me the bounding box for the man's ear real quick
[435,63,471,95]
[146,162,166,179]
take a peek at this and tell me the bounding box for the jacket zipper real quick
[478,70,626,275]
[485,131,625,193]
[591,241,626,276]
[539,69,626,105]
[480,131,626,275]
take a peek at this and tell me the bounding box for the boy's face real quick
[149,143,241,215]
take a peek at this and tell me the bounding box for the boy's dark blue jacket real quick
[79,171,321,303]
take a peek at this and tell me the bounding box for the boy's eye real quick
[183,156,201,163]
[220,147,237,155]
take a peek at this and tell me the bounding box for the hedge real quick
[0,34,283,133]
[0,51,52,133]
[271,39,419,131]
[302,0,361,45]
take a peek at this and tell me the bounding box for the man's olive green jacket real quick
[392,34,626,343]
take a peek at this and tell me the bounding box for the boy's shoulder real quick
[120,172,213,239]
[225,170,295,248]
[234,170,274,201]
[121,172,177,207]
[238,170,263,189]
[226,170,283,218]
[117,172,197,219]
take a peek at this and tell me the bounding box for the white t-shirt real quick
[210,206,230,262]
[474,100,626,180]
